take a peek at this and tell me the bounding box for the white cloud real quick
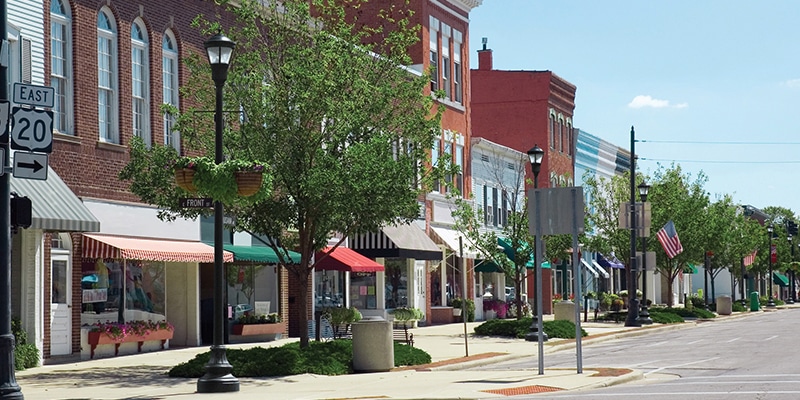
[628,95,688,109]
[783,79,800,88]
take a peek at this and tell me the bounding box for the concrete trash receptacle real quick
[553,301,576,322]
[715,295,732,315]
[352,317,394,372]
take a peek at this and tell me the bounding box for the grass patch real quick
[169,340,430,378]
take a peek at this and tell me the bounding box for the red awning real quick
[82,233,234,263]
[315,246,384,272]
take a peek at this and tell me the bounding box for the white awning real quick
[580,259,599,278]
[430,226,478,259]
[590,260,611,278]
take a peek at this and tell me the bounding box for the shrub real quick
[648,310,684,324]
[451,298,476,322]
[389,307,423,321]
[168,339,432,378]
[473,318,586,339]
[12,318,38,371]
[650,306,715,319]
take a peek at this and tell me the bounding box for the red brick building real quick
[470,42,577,313]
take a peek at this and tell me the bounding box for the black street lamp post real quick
[788,236,795,305]
[525,145,548,343]
[197,33,239,394]
[636,182,652,325]
[625,127,641,327]
[767,224,776,309]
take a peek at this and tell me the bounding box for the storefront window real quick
[385,259,408,309]
[350,272,377,310]
[315,269,344,308]
[125,260,165,315]
[445,253,463,306]
[81,258,165,325]
[227,264,280,318]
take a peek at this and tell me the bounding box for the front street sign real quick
[180,197,213,208]
[13,152,48,180]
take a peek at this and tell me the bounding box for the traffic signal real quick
[787,220,798,236]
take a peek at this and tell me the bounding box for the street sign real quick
[0,100,9,142]
[13,83,55,108]
[12,152,48,180]
[11,107,53,153]
[180,197,213,208]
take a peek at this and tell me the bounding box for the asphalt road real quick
[474,308,800,399]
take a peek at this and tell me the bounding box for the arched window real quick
[97,8,118,143]
[162,30,180,151]
[131,19,150,146]
[51,0,72,135]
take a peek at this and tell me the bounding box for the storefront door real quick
[50,254,71,355]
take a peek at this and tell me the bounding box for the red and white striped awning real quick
[82,233,233,263]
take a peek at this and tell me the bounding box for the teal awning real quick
[773,271,790,287]
[498,237,535,268]
[474,260,504,273]
[223,244,300,264]
[685,264,698,274]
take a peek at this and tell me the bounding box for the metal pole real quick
[525,167,547,342]
[534,189,545,375]
[740,258,746,306]
[637,234,652,324]
[571,188,582,374]
[767,228,776,308]
[625,126,640,327]
[197,63,239,393]
[0,0,23,396]
[704,252,710,308]
[789,238,795,304]
[460,237,468,357]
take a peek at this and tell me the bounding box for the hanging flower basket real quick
[235,171,263,197]
[174,168,197,192]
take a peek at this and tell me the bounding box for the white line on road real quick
[650,341,667,346]
[725,337,740,343]
[643,357,719,376]
[686,339,703,345]
[765,335,779,341]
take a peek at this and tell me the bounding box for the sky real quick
[468,1,800,215]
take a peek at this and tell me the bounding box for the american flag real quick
[656,220,684,259]
[743,249,757,267]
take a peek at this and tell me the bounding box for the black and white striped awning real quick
[350,223,442,260]
[10,166,100,232]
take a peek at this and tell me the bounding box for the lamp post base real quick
[197,346,240,393]
[524,316,549,342]
[624,298,641,327]
[766,299,777,308]
[636,304,653,325]
[0,334,23,400]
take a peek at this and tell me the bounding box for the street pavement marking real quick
[765,335,779,341]
[643,357,719,376]
[725,337,740,343]
[650,341,668,346]
[686,339,703,345]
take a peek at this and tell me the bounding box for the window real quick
[443,141,452,193]
[501,190,508,227]
[455,144,463,194]
[567,119,573,156]
[431,138,440,193]
[453,30,463,103]
[51,0,72,135]
[441,23,451,99]
[162,31,180,151]
[549,112,555,149]
[97,8,118,143]
[429,16,439,93]
[557,116,563,153]
[131,20,150,146]
[483,186,491,225]
[492,187,498,226]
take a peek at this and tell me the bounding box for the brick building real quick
[470,41,577,313]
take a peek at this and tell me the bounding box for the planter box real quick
[87,329,173,359]
[229,324,285,343]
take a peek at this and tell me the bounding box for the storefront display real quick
[81,259,166,325]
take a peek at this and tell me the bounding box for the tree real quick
[648,164,710,306]
[120,0,443,348]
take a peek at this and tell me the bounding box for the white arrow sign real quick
[11,107,53,153]
[0,100,9,142]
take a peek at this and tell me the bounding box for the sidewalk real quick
[13,311,752,400]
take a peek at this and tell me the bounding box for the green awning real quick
[685,264,698,274]
[773,271,790,287]
[223,244,300,264]
[498,237,535,268]
[474,260,504,273]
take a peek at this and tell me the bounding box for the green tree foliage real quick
[120,0,444,348]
